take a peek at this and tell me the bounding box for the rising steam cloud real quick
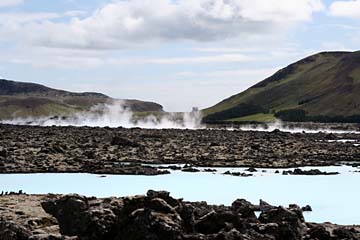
[2,101,203,129]
[3,102,359,134]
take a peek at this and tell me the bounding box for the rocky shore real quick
[1,124,360,175]
[0,191,359,240]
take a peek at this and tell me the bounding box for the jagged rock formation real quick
[0,191,359,240]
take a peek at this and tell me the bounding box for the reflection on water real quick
[1,166,359,225]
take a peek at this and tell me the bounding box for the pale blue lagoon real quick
[1,166,359,225]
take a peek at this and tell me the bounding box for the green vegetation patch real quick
[203,51,360,123]
[275,109,360,123]
[202,103,267,124]
[227,113,276,123]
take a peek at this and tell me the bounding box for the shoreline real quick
[0,191,359,240]
[0,164,358,175]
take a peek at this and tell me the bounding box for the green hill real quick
[202,51,360,123]
[0,79,163,120]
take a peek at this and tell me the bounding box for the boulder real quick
[0,148,7,158]
[308,225,330,240]
[119,208,183,240]
[259,207,304,240]
[259,200,274,212]
[182,168,201,173]
[42,195,118,240]
[245,167,258,173]
[110,136,140,148]
[301,205,312,212]
[147,190,180,207]
[194,211,242,234]
[148,198,176,214]
[333,227,357,239]
[0,219,32,240]
[231,199,257,220]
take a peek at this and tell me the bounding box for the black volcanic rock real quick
[282,168,339,176]
[1,192,360,240]
[259,206,304,240]
[308,225,331,240]
[110,136,140,148]
[39,191,360,240]
[1,124,360,174]
[301,205,312,212]
[0,218,32,240]
[333,227,358,239]
[231,199,257,219]
[181,167,200,173]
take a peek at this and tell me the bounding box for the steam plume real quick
[2,101,203,129]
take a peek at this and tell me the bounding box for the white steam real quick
[2,102,203,129]
[231,120,360,134]
[3,102,359,134]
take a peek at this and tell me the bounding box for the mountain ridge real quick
[0,79,163,120]
[0,79,108,98]
[203,50,360,123]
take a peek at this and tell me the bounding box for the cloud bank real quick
[329,0,360,19]
[0,0,23,8]
[3,0,324,50]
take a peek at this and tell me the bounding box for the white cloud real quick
[176,68,279,80]
[1,0,324,50]
[191,47,262,53]
[320,41,354,51]
[4,46,262,69]
[0,12,61,45]
[0,0,23,8]
[64,10,87,17]
[230,0,324,22]
[329,0,360,19]
[0,37,305,71]
[109,54,261,65]
[0,12,60,23]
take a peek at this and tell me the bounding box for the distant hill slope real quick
[0,79,163,120]
[0,79,108,98]
[202,51,360,123]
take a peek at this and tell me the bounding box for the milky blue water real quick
[1,166,359,225]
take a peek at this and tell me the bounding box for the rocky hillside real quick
[0,79,163,119]
[203,51,360,123]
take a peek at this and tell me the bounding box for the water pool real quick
[1,166,359,225]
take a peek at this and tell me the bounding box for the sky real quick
[0,0,359,112]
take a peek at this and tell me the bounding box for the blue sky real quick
[0,0,359,111]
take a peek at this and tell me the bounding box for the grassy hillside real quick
[203,51,360,123]
[226,114,276,123]
[0,79,163,120]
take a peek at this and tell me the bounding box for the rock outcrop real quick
[38,191,360,240]
[1,191,359,239]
